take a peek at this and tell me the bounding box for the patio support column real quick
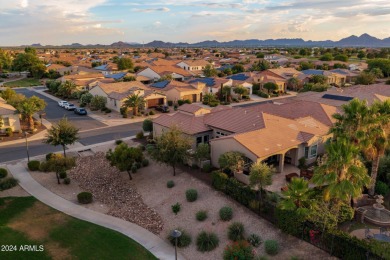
[278,153,285,173]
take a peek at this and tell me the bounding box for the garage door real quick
[147,98,164,108]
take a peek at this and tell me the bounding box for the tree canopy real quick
[44,117,79,157]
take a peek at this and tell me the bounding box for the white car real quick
[64,103,76,110]
[58,101,69,107]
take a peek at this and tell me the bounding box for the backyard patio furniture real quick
[300,167,314,180]
[285,172,299,182]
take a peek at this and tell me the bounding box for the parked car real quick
[58,100,69,107]
[74,107,87,115]
[155,105,170,113]
[64,103,76,110]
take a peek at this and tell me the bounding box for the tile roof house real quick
[0,97,21,133]
[149,80,205,103]
[176,60,210,76]
[89,81,166,112]
[137,65,194,82]
[188,77,232,94]
[301,69,346,86]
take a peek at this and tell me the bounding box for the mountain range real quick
[23,34,390,48]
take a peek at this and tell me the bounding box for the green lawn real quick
[0,197,157,260]
[3,78,42,88]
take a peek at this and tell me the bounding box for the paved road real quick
[0,122,143,163]
[15,88,106,131]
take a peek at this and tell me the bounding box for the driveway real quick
[15,88,106,131]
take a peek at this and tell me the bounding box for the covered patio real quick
[265,164,301,193]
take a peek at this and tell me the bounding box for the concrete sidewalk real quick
[7,162,184,260]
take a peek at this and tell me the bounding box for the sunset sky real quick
[1,0,389,45]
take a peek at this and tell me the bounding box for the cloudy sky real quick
[0,0,389,45]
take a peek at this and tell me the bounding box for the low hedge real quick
[0,177,18,191]
[0,168,8,179]
[77,192,93,204]
[27,160,41,171]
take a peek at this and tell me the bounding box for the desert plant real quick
[149,110,155,115]
[138,144,146,151]
[45,153,54,161]
[59,170,67,179]
[0,168,8,179]
[167,180,175,188]
[27,160,40,171]
[172,202,181,215]
[196,210,208,221]
[115,139,123,145]
[142,159,149,167]
[247,233,262,247]
[168,228,192,248]
[264,240,279,256]
[202,163,212,173]
[219,206,233,221]
[0,177,18,191]
[134,162,142,169]
[131,164,137,173]
[186,189,198,202]
[223,240,255,260]
[64,177,71,185]
[77,192,93,204]
[196,231,219,252]
[228,222,245,241]
[136,131,144,139]
[5,127,13,137]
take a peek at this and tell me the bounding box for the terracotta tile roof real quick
[178,104,210,114]
[153,112,211,134]
[46,64,66,71]
[179,60,209,67]
[150,59,181,66]
[98,81,147,96]
[62,73,104,80]
[145,65,193,77]
[0,101,17,115]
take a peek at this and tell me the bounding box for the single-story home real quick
[0,97,21,133]
[149,80,205,103]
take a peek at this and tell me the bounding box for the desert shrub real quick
[40,157,76,172]
[172,202,181,215]
[219,206,233,221]
[0,177,18,191]
[196,231,219,252]
[64,177,71,185]
[138,144,146,151]
[28,160,40,171]
[59,170,67,179]
[39,162,50,172]
[115,139,123,145]
[77,192,93,204]
[142,159,149,167]
[168,228,192,248]
[228,222,245,241]
[134,162,142,169]
[45,153,54,161]
[5,127,13,137]
[136,131,144,139]
[264,240,279,255]
[186,189,198,202]
[131,164,137,173]
[177,100,185,106]
[0,168,8,179]
[196,210,208,221]
[223,240,255,260]
[202,163,212,173]
[149,110,155,115]
[375,180,390,196]
[167,180,175,188]
[247,233,262,247]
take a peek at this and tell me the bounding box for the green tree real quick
[106,143,143,180]
[80,93,93,106]
[287,77,299,91]
[117,58,134,70]
[151,126,193,176]
[367,58,390,77]
[249,162,274,203]
[370,68,384,78]
[203,64,218,77]
[334,54,348,62]
[12,49,43,78]
[251,60,270,71]
[30,63,46,79]
[232,64,245,74]
[202,93,217,105]
[355,71,376,85]
[44,117,79,157]
[17,96,46,130]
[310,75,328,84]
[220,86,232,103]
[319,53,333,61]
[58,80,77,98]
[24,47,37,55]
[218,151,244,174]
[357,51,366,60]
[0,49,12,72]
[194,143,210,165]
[123,75,136,82]
[90,96,107,111]
[299,61,315,70]
[263,82,278,94]
[122,93,145,116]
[256,52,264,58]
[279,177,313,216]
[233,85,248,100]
[142,119,153,133]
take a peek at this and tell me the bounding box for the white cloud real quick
[132,7,170,13]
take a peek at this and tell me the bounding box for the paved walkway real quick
[7,162,183,260]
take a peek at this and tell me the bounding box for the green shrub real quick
[115,139,123,145]
[264,240,279,255]
[168,228,192,248]
[211,171,228,191]
[375,180,390,196]
[186,189,198,202]
[142,159,149,167]
[258,91,269,98]
[228,222,245,241]
[45,153,54,161]
[219,206,233,221]
[184,99,191,104]
[177,100,185,106]
[64,177,71,185]
[131,165,137,173]
[196,210,208,221]
[39,157,76,172]
[196,231,219,252]
[172,202,181,215]
[28,160,40,171]
[0,168,8,179]
[77,192,93,204]
[0,177,18,191]
[134,162,141,169]
[223,240,255,260]
[386,79,390,85]
[138,144,146,151]
[5,127,13,137]
[136,131,144,139]
[167,180,175,188]
[168,100,173,106]
[59,170,67,179]
[247,233,262,247]
[202,163,212,173]
[149,110,155,115]
[39,161,50,172]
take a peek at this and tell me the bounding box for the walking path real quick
[7,161,184,260]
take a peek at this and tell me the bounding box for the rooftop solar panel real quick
[151,80,169,88]
[322,94,354,101]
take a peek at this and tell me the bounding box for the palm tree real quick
[122,93,145,116]
[59,80,77,98]
[311,138,370,203]
[233,85,248,100]
[202,93,216,104]
[44,117,79,157]
[17,96,46,130]
[279,177,313,216]
[249,162,274,203]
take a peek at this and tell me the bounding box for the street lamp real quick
[24,131,30,163]
[171,229,182,260]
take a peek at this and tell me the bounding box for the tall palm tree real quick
[249,162,274,203]
[59,80,77,99]
[122,93,145,116]
[17,96,46,130]
[202,93,216,104]
[279,177,313,216]
[311,138,370,203]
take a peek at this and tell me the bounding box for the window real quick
[3,117,10,127]
[204,135,209,143]
[304,147,309,159]
[196,136,202,146]
[305,145,317,159]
